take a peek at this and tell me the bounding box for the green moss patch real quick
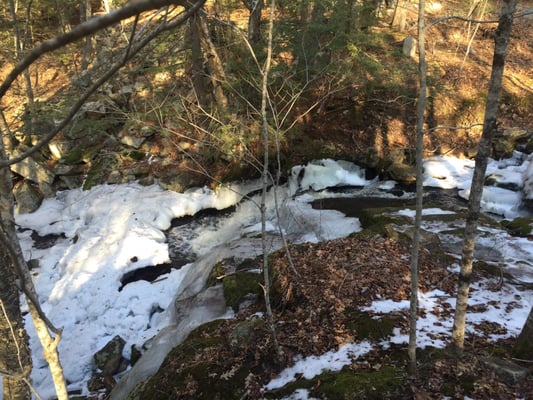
[222,271,262,312]
[501,217,533,237]
[266,366,404,400]
[345,310,398,341]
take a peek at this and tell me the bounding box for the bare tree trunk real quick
[451,0,518,355]
[0,132,69,399]
[102,0,113,14]
[260,0,282,362]
[188,9,228,110]
[81,0,93,71]
[0,246,32,400]
[391,0,408,31]
[8,0,36,143]
[189,13,210,107]
[242,0,263,43]
[408,0,426,377]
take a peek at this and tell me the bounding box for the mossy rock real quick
[127,320,227,400]
[62,148,84,164]
[83,154,119,190]
[266,366,404,399]
[222,271,262,312]
[501,217,533,237]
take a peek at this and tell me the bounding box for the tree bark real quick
[0,246,32,400]
[408,0,426,377]
[451,0,518,355]
[189,9,228,110]
[242,0,263,43]
[260,0,282,362]
[0,130,69,399]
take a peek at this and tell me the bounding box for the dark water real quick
[310,187,465,217]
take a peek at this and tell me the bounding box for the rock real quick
[10,154,55,185]
[13,181,44,214]
[94,335,127,375]
[501,217,533,236]
[484,173,521,191]
[386,162,416,183]
[480,356,529,384]
[492,127,532,159]
[120,125,155,149]
[402,36,417,58]
[48,140,74,160]
[227,317,265,354]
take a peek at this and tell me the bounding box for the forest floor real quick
[132,233,532,399]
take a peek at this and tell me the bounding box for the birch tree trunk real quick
[0,134,69,399]
[408,0,426,376]
[451,0,519,354]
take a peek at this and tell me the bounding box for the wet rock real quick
[13,180,43,214]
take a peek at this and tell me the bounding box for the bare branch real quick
[0,0,206,101]
[427,10,532,30]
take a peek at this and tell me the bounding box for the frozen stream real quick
[4,155,533,399]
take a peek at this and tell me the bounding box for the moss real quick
[222,271,262,312]
[345,310,398,341]
[501,217,533,237]
[62,148,84,164]
[83,154,118,190]
[358,207,408,231]
[267,366,404,399]
[127,320,226,400]
[123,150,146,161]
[318,367,403,399]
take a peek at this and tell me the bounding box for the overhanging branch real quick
[0,0,206,101]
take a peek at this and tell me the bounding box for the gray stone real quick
[13,181,43,214]
[54,163,85,176]
[227,317,265,354]
[120,135,147,149]
[481,356,530,384]
[10,155,55,184]
[57,175,85,190]
[48,140,74,160]
[402,36,417,58]
[94,335,127,375]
